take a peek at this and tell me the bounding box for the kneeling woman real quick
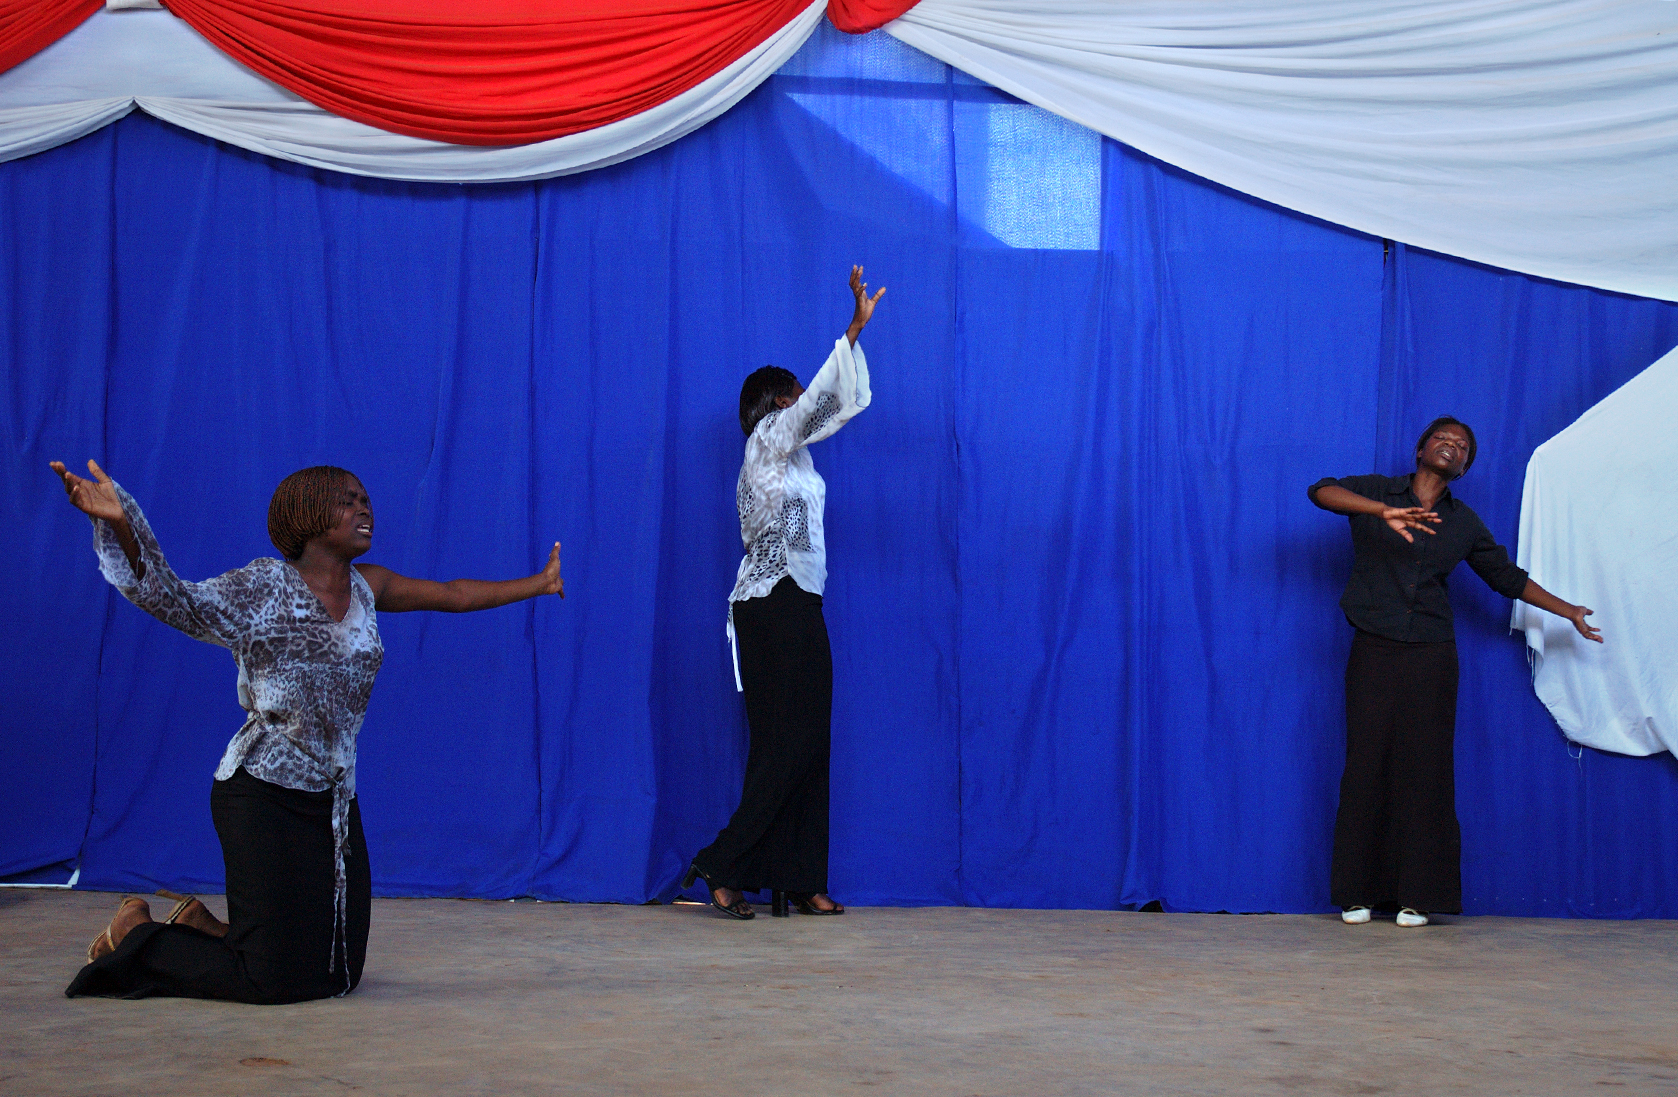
[1309,417,1601,928]
[53,459,562,1002]
[683,266,884,919]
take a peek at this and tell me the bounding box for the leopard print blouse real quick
[93,484,382,990]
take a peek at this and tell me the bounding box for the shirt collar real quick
[1391,472,1455,509]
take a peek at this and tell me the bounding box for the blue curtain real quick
[4,24,1676,914]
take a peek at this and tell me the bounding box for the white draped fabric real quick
[1,1,1676,296]
[887,0,1678,301]
[0,4,826,182]
[1513,345,1678,757]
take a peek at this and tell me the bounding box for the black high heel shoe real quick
[681,861,755,920]
[774,890,845,916]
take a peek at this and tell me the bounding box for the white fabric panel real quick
[0,98,133,161]
[0,9,293,106]
[1513,345,1678,756]
[886,0,1678,301]
[0,3,824,182]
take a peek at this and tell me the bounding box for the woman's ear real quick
[774,394,796,409]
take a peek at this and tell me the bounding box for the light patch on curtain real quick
[954,99,1099,251]
[776,22,1099,251]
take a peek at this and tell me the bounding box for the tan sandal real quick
[85,926,113,964]
[156,890,229,937]
[157,890,197,925]
[86,896,149,963]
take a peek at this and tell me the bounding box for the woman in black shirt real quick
[1309,417,1602,927]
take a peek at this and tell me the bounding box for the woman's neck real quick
[1411,468,1450,510]
[291,546,353,592]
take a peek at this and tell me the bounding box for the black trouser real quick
[1330,629,1462,913]
[696,577,832,895]
[66,768,371,1003]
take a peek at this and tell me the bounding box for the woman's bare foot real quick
[172,898,229,937]
[785,891,844,914]
[87,897,153,962]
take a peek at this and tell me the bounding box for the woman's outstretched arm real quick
[50,459,266,646]
[1517,578,1602,643]
[51,459,144,579]
[356,543,564,614]
[1309,482,1440,544]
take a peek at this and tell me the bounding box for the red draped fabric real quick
[0,0,98,76]
[162,0,817,146]
[827,0,920,35]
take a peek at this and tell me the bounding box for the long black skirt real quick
[65,767,371,1004]
[695,577,832,895]
[1330,629,1462,913]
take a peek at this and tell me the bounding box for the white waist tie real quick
[725,604,743,692]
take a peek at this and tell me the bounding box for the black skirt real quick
[1330,629,1462,913]
[696,576,832,895]
[65,767,371,1003]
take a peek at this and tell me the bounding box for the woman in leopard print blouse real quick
[53,459,562,1003]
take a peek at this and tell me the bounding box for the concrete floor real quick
[2,890,1676,1096]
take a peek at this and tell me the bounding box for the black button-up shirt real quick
[1310,473,1529,643]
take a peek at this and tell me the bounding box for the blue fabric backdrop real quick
[4,24,1677,915]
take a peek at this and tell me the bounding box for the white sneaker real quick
[1396,908,1429,927]
[1341,906,1372,925]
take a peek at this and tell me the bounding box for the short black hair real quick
[1415,416,1476,475]
[268,466,356,559]
[739,366,800,436]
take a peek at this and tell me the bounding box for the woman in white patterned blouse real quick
[52,459,563,1003]
[683,266,885,920]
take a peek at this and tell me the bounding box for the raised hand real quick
[51,458,145,578]
[1567,605,1603,643]
[845,264,886,345]
[50,459,124,524]
[539,541,564,599]
[1381,505,1440,544]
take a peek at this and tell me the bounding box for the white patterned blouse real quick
[725,336,870,685]
[92,484,382,982]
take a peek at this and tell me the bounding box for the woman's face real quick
[1417,425,1472,480]
[315,476,374,559]
[773,381,806,410]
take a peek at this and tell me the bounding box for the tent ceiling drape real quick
[0,0,95,74]
[159,0,820,145]
[0,2,1675,295]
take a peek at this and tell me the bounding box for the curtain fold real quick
[885,0,1678,300]
[161,0,815,145]
[0,7,825,182]
[827,0,921,34]
[0,97,132,162]
[5,4,1676,298]
[0,0,96,76]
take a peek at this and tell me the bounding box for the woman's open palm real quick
[539,542,564,598]
[849,265,885,327]
[50,459,123,523]
[1381,505,1439,544]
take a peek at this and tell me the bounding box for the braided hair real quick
[739,366,800,436]
[268,466,355,560]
